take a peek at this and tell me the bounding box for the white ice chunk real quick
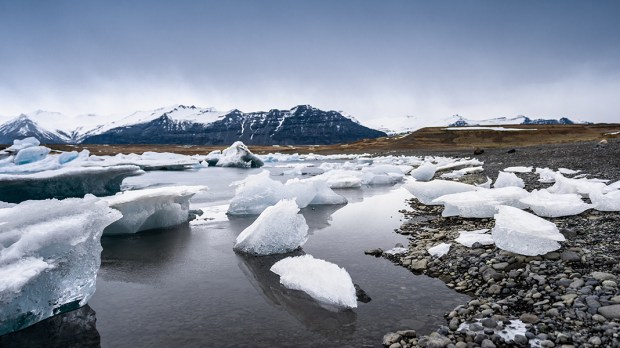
[475,177,493,189]
[428,243,451,258]
[493,172,525,188]
[270,254,357,309]
[58,151,79,164]
[216,141,264,168]
[309,180,348,205]
[228,171,288,215]
[492,206,565,256]
[312,170,362,189]
[436,158,484,171]
[504,166,533,173]
[0,195,121,335]
[455,229,494,247]
[405,180,477,205]
[234,199,308,255]
[2,137,40,153]
[102,185,207,235]
[589,188,620,212]
[558,168,581,175]
[203,150,221,166]
[410,163,437,181]
[13,146,50,165]
[520,189,592,217]
[284,178,319,208]
[434,187,529,218]
[440,166,484,179]
[384,247,408,255]
[536,167,557,183]
[547,175,607,197]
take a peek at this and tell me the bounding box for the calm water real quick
[3,165,468,348]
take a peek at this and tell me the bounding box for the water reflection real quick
[237,252,358,339]
[99,224,192,284]
[300,203,345,234]
[0,305,100,348]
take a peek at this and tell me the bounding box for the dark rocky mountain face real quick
[0,115,67,144]
[81,106,387,145]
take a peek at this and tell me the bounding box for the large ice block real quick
[405,180,477,205]
[520,189,592,217]
[216,141,264,168]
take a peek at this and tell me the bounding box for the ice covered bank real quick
[270,255,357,309]
[227,171,346,215]
[214,141,264,168]
[102,186,207,235]
[234,199,309,255]
[0,165,144,203]
[0,196,121,335]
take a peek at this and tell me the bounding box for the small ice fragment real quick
[475,177,492,189]
[270,254,357,309]
[455,229,494,247]
[589,188,620,212]
[427,243,451,258]
[504,166,533,173]
[410,163,437,182]
[234,199,309,255]
[493,172,524,189]
[384,247,408,255]
[492,206,565,256]
[558,168,581,175]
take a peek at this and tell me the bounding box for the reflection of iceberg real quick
[237,253,357,338]
[0,305,100,348]
[99,224,192,284]
[300,204,345,234]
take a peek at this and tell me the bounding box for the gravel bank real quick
[380,140,620,348]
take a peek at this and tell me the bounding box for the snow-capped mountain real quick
[367,114,587,135]
[0,105,386,145]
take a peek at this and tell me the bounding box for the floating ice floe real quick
[504,166,533,173]
[520,189,592,217]
[0,165,144,203]
[86,152,201,171]
[312,170,363,189]
[440,166,484,179]
[215,141,264,168]
[102,185,207,235]
[410,163,437,181]
[405,180,477,205]
[492,206,565,256]
[433,187,529,218]
[0,195,122,335]
[234,199,309,255]
[227,171,346,215]
[455,229,494,247]
[270,255,357,309]
[428,243,451,258]
[493,172,525,189]
[589,188,620,212]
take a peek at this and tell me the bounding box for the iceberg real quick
[492,206,565,256]
[216,141,264,168]
[270,254,357,309]
[234,199,309,255]
[434,187,529,218]
[405,180,477,205]
[102,185,207,235]
[455,229,494,247]
[520,189,592,217]
[0,165,144,203]
[312,170,363,189]
[0,195,121,335]
[309,180,348,205]
[428,243,451,258]
[13,146,50,165]
[493,172,525,188]
[410,163,437,182]
[0,137,40,155]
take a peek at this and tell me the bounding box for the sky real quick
[1,0,619,124]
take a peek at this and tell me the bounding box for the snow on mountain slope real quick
[0,115,70,144]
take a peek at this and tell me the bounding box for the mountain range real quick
[0,105,588,145]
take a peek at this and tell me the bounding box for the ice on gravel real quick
[410,163,437,181]
[270,254,357,309]
[492,206,565,256]
[520,189,592,217]
[433,187,529,218]
[428,243,451,258]
[455,229,494,247]
[228,171,346,215]
[440,166,484,179]
[215,141,264,168]
[504,166,533,173]
[589,188,620,212]
[547,175,607,197]
[405,180,477,205]
[0,195,121,335]
[234,199,309,255]
[493,172,525,188]
[384,247,409,255]
[102,186,207,235]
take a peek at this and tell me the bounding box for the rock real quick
[588,336,602,346]
[355,284,372,303]
[561,293,578,305]
[418,332,452,348]
[388,344,401,348]
[506,148,516,153]
[474,147,484,155]
[383,332,402,346]
[513,334,528,346]
[491,262,509,270]
[590,272,615,281]
[365,248,383,257]
[597,304,620,320]
[519,313,539,324]
[410,259,429,271]
[396,330,417,338]
[560,250,580,262]
[449,317,459,331]
[602,280,617,288]
[481,339,496,348]
[481,318,497,328]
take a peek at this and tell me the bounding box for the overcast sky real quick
[1,0,619,123]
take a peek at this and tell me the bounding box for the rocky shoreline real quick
[379,140,620,348]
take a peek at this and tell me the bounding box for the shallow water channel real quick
[5,165,469,347]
